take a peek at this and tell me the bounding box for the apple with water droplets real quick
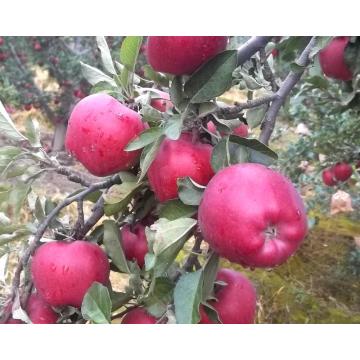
[146,36,229,75]
[147,132,214,202]
[65,93,147,176]
[31,240,110,308]
[198,163,308,268]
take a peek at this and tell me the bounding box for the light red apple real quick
[65,93,147,176]
[122,307,157,324]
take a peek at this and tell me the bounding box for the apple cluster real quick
[322,162,353,187]
[4,37,309,325]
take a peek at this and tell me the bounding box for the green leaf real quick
[150,218,197,277]
[229,135,278,166]
[80,62,116,86]
[164,115,183,140]
[177,177,206,206]
[201,252,220,301]
[140,104,163,124]
[211,137,231,172]
[174,270,203,324]
[81,282,112,324]
[96,36,116,75]
[34,197,45,222]
[198,102,217,117]
[246,103,268,129]
[152,218,197,255]
[139,135,164,182]
[125,127,164,151]
[0,101,28,142]
[143,65,169,87]
[0,146,22,174]
[158,199,197,221]
[103,181,144,216]
[110,290,132,312]
[25,118,41,147]
[144,277,174,318]
[120,36,143,72]
[170,76,184,108]
[184,50,238,103]
[8,183,32,218]
[241,72,263,90]
[103,220,130,273]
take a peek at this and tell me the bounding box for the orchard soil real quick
[1,89,360,324]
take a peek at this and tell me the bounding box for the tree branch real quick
[237,36,272,66]
[259,37,316,145]
[216,94,277,119]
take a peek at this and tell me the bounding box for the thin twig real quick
[216,94,277,119]
[259,37,316,145]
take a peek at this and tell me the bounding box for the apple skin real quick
[121,223,148,268]
[150,91,173,112]
[31,240,110,308]
[198,163,308,268]
[65,93,147,177]
[147,132,214,202]
[207,121,249,138]
[146,36,229,76]
[319,37,352,81]
[199,269,257,324]
[24,104,32,111]
[322,167,337,186]
[3,293,58,324]
[122,308,157,324]
[333,162,353,182]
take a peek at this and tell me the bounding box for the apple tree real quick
[0,36,334,324]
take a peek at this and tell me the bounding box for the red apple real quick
[65,93,147,176]
[150,91,173,112]
[271,49,279,58]
[207,121,248,138]
[0,37,4,46]
[146,36,229,75]
[122,308,157,324]
[147,132,214,202]
[3,293,58,324]
[198,163,308,268]
[49,56,59,65]
[31,240,110,308]
[0,52,8,61]
[319,37,352,81]
[199,269,257,324]
[121,223,148,268]
[333,162,353,182]
[54,97,60,105]
[24,104,32,111]
[322,167,337,186]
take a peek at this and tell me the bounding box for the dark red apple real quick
[150,91,173,112]
[207,121,248,138]
[73,88,85,99]
[122,308,157,324]
[199,268,257,324]
[24,104,32,111]
[0,37,4,46]
[121,223,148,268]
[31,240,110,308]
[198,163,308,268]
[333,162,353,182]
[322,167,337,186]
[319,37,352,81]
[146,36,229,75]
[65,93,147,176]
[49,56,59,65]
[147,132,214,202]
[0,52,8,62]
